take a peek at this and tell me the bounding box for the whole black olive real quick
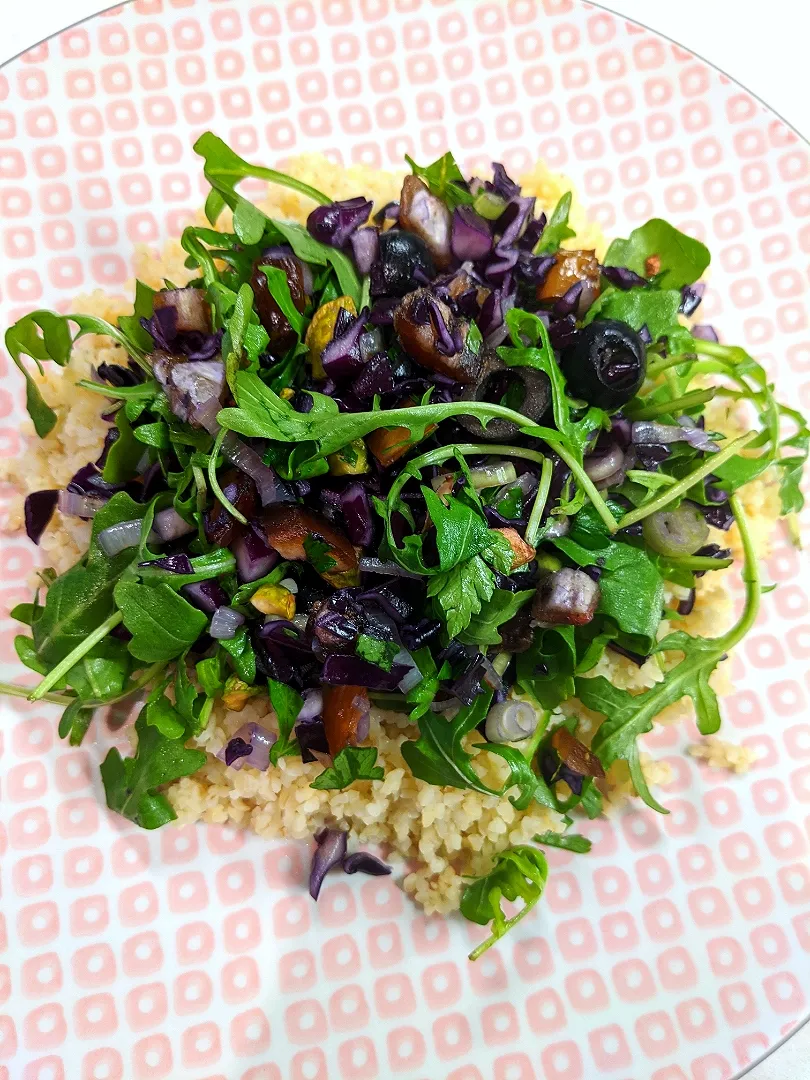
[559,318,646,410]
[458,351,551,440]
[370,230,435,298]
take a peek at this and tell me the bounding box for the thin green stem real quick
[206,165,330,206]
[521,708,551,764]
[77,380,158,400]
[208,428,247,525]
[617,431,758,530]
[625,470,678,487]
[663,555,734,571]
[628,387,714,421]
[0,682,74,706]
[28,611,124,702]
[551,441,618,533]
[469,891,538,961]
[717,494,761,651]
[525,457,553,547]
[646,353,696,378]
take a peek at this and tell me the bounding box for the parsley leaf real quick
[533,830,592,854]
[405,648,452,721]
[405,151,474,209]
[460,845,549,960]
[310,746,384,790]
[100,705,206,830]
[604,218,710,289]
[268,678,302,763]
[303,534,337,574]
[356,634,400,672]
[427,555,496,639]
[535,192,575,254]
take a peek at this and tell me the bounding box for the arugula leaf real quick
[58,699,94,747]
[460,845,549,960]
[145,694,186,740]
[535,192,575,254]
[604,218,710,289]
[233,198,266,245]
[584,286,690,350]
[102,410,143,485]
[404,151,474,210]
[578,494,761,813]
[268,678,302,763]
[303,534,337,574]
[405,648,452,721]
[259,264,305,334]
[223,283,269,395]
[517,626,577,711]
[272,221,362,308]
[460,589,534,646]
[117,279,157,354]
[402,690,555,811]
[422,486,494,570]
[356,634,400,672]
[310,746,384,790]
[100,706,206,830]
[196,655,225,698]
[219,626,256,684]
[5,310,146,437]
[533,830,592,854]
[137,548,235,587]
[114,582,207,663]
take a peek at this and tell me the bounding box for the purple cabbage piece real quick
[600,264,648,290]
[343,852,392,877]
[350,226,380,274]
[691,324,719,343]
[139,554,194,574]
[426,294,463,356]
[540,747,585,796]
[351,354,396,399]
[548,315,578,351]
[369,297,400,326]
[554,280,585,317]
[321,654,407,690]
[496,195,535,252]
[519,214,547,252]
[224,737,253,767]
[373,201,399,226]
[95,427,119,470]
[181,579,229,615]
[24,490,59,545]
[141,309,222,360]
[693,544,732,578]
[309,829,348,900]
[358,583,412,623]
[477,286,516,347]
[634,443,671,471]
[677,589,696,616]
[307,197,372,249]
[67,463,124,499]
[400,618,441,651]
[259,619,312,654]
[516,251,555,284]
[96,361,143,388]
[488,162,521,201]
[233,527,277,583]
[608,642,649,667]
[321,307,369,380]
[340,483,373,547]
[296,717,329,764]
[451,207,492,262]
[680,282,705,316]
[701,503,734,531]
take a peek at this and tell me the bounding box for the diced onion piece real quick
[57,490,107,519]
[297,688,323,723]
[393,648,422,694]
[210,605,246,640]
[468,461,517,490]
[485,699,540,743]
[223,434,290,507]
[216,722,276,772]
[97,518,144,557]
[153,507,195,542]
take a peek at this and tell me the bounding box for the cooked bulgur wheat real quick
[0,157,782,914]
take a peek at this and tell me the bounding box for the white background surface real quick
[1,2,808,1078]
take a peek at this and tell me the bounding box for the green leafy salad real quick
[3,134,807,958]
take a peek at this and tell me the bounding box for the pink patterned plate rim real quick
[0,2,809,1079]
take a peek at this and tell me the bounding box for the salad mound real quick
[2,136,807,958]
